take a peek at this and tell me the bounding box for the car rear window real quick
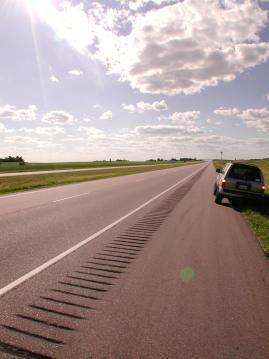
[228,165,262,182]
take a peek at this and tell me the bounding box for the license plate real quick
[238,184,248,190]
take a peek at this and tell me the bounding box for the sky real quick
[0,0,269,162]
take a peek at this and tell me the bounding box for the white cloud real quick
[192,134,244,146]
[0,122,8,133]
[68,69,83,76]
[238,108,269,133]
[0,105,37,121]
[97,0,269,95]
[50,75,60,83]
[135,124,202,136]
[117,0,160,11]
[19,126,66,136]
[249,138,269,146]
[122,104,137,113]
[4,135,42,145]
[70,129,269,160]
[93,104,102,109]
[122,100,168,113]
[170,111,200,124]
[158,115,169,121]
[61,136,84,143]
[78,126,104,137]
[42,111,76,125]
[36,1,269,95]
[100,110,113,120]
[137,100,168,112]
[214,107,240,116]
[128,0,176,10]
[266,93,269,101]
[3,118,268,160]
[214,106,269,132]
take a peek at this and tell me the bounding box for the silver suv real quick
[214,162,265,204]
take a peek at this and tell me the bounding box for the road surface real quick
[0,162,268,358]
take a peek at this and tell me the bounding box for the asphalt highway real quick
[0,162,268,358]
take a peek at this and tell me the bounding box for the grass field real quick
[213,159,269,256]
[0,161,201,196]
[0,160,188,173]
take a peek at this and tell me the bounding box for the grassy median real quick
[0,162,201,196]
[0,160,178,173]
[213,159,269,256]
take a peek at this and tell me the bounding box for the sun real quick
[24,0,43,16]
[24,0,54,19]
[24,0,36,12]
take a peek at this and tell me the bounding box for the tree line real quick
[147,158,197,162]
[0,155,25,164]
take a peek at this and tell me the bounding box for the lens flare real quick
[24,0,49,107]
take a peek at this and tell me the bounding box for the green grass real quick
[213,159,269,256]
[243,209,269,255]
[0,160,196,173]
[0,162,201,195]
[213,160,230,171]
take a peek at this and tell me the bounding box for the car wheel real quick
[215,191,222,204]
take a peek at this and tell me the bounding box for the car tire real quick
[215,191,223,204]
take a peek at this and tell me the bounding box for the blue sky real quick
[0,0,269,161]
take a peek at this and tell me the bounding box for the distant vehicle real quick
[214,162,265,204]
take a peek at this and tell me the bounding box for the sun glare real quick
[24,0,36,14]
[24,0,55,22]
[23,0,51,107]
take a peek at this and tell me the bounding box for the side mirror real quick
[216,168,221,173]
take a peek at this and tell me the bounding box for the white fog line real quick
[0,164,207,298]
[0,186,66,199]
[53,192,90,203]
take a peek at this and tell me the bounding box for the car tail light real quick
[221,179,226,189]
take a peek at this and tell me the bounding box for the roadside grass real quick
[0,162,200,195]
[0,160,199,173]
[213,159,230,171]
[243,209,269,255]
[213,159,269,256]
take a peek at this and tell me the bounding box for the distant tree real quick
[17,156,25,164]
[180,157,197,162]
[0,155,25,164]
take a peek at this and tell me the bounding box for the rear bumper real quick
[221,188,264,200]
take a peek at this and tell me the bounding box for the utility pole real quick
[220,151,223,160]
